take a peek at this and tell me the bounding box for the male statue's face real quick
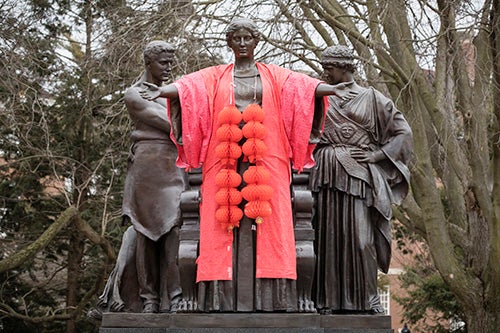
[228,29,258,59]
[148,52,174,85]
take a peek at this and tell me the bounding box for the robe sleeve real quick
[374,88,413,204]
[281,72,327,172]
[171,71,212,169]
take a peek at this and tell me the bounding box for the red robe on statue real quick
[170,63,325,282]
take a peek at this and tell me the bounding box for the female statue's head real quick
[225,18,260,60]
[320,45,356,84]
[320,45,356,72]
[225,18,260,45]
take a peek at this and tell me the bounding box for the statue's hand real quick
[350,148,383,163]
[333,82,358,101]
[139,82,161,100]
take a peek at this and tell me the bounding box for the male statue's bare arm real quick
[125,87,170,132]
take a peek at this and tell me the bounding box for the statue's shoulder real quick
[123,82,148,109]
[368,86,389,100]
[178,64,231,83]
[198,64,231,75]
[124,84,140,95]
[366,86,398,113]
[256,63,293,84]
[124,84,140,101]
[257,62,289,73]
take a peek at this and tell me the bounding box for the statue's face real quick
[228,28,258,59]
[148,52,174,84]
[322,64,344,85]
[340,124,355,138]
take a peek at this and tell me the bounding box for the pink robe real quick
[171,63,324,282]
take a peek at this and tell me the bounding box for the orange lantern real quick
[243,165,271,184]
[216,124,243,142]
[241,184,273,202]
[215,187,243,206]
[244,201,272,220]
[242,104,265,122]
[218,105,242,125]
[215,168,242,188]
[215,141,242,162]
[242,138,267,162]
[242,120,266,139]
[216,206,243,231]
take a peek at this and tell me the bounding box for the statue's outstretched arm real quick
[139,82,179,101]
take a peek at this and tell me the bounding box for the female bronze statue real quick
[140,18,349,312]
[310,45,413,314]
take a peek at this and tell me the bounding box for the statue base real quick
[99,313,393,332]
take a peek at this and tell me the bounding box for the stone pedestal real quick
[99,313,394,333]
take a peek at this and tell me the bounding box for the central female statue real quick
[141,18,348,312]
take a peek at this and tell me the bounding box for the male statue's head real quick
[143,41,175,84]
[143,41,175,67]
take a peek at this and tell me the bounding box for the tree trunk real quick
[463,307,494,333]
[66,226,85,333]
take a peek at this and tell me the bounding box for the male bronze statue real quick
[91,41,186,316]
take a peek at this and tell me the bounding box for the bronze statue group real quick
[89,17,413,319]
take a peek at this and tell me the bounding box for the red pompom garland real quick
[214,103,273,232]
[214,106,244,231]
